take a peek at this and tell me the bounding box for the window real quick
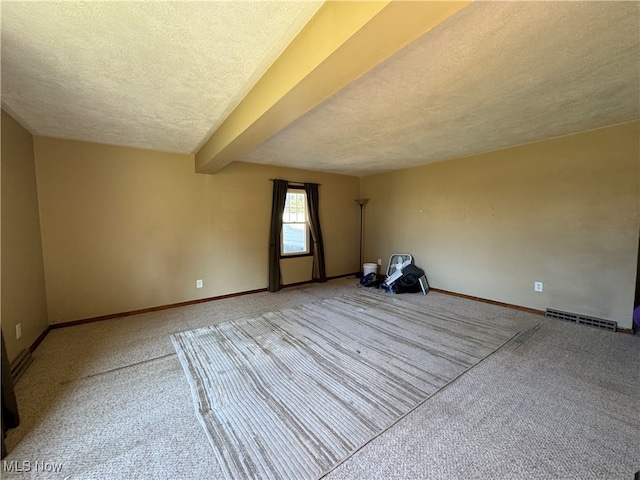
[281,189,310,256]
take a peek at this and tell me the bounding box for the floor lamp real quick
[355,198,369,277]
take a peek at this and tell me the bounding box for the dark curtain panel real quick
[305,183,327,282]
[1,331,20,459]
[268,179,289,292]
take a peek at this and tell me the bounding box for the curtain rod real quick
[269,179,320,186]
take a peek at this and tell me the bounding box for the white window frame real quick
[281,189,311,257]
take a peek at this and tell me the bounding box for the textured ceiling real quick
[1,2,639,176]
[240,1,640,176]
[1,1,322,153]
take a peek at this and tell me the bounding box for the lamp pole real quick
[354,199,369,276]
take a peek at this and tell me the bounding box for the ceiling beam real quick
[195,0,471,174]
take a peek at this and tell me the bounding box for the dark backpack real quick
[394,264,425,294]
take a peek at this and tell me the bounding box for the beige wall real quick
[1,110,49,363]
[361,122,640,329]
[13,121,638,330]
[33,137,360,323]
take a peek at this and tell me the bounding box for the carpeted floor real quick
[4,278,640,479]
[171,291,516,480]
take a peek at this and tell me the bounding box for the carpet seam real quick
[58,352,177,385]
[316,329,521,479]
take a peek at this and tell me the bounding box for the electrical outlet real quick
[377,258,382,265]
[196,279,203,289]
[16,323,21,340]
[534,281,543,292]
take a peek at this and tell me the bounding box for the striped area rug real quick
[171,290,516,480]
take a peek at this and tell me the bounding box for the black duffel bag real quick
[394,264,425,294]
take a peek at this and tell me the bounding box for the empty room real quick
[1,1,639,479]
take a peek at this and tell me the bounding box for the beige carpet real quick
[3,279,639,479]
[172,290,516,479]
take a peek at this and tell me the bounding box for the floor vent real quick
[545,309,617,331]
[10,349,33,383]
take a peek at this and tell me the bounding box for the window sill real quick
[281,253,313,259]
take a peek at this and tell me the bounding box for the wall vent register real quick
[545,309,617,331]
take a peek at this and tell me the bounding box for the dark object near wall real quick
[2,331,20,459]
[635,229,640,334]
[358,273,385,289]
[394,264,425,294]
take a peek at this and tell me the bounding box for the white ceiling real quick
[1,1,322,153]
[2,1,639,177]
[240,1,640,176]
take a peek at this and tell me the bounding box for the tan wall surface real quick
[33,138,360,323]
[361,122,640,329]
[1,110,49,362]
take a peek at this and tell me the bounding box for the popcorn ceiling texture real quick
[239,1,640,176]
[1,2,637,176]
[0,1,321,154]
